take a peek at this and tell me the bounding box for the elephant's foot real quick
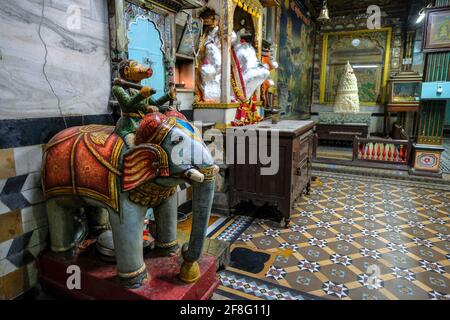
[154,240,179,257]
[118,264,148,289]
[179,261,200,283]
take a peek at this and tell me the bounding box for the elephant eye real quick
[172,135,184,145]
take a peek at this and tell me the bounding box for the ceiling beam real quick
[311,0,414,18]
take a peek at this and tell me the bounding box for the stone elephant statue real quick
[41,111,218,288]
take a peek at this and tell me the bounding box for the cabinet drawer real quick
[292,159,309,198]
[298,138,310,160]
[295,132,313,161]
[298,135,312,161]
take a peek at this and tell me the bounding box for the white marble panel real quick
[21,204,48,233]
[0,259,16,277]
[0,239,13,260]
[194,108,238,126]
[21,172,42,191]
[47,0,93,20]
[46,0,107,23]
[224,108,238,124]
[28,226,49,248]
[0,0,111,119]
[177,91,195,111]
[13,145,43,176]
[0,202,10,216]
[177,189,187,207]
[89,0,108,23]
[0,180,6,193]
[311,104,394,134]
[22,188,44,205]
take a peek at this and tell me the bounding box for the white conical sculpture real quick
[334,61,360,113]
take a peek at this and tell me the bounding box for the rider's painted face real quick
[124,61,153,82]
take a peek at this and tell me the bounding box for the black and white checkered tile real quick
[0,227,48,277]
[0,141,47,298]
[0,201,48,299]
[0,172,44,214]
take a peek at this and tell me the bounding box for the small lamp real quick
[416,3,432,24]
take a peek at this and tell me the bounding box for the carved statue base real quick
[37,249,219,300]
[318,112,372,125]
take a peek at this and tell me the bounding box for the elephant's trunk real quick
[179,176,215,283]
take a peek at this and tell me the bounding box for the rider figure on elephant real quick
[113,59,177,147]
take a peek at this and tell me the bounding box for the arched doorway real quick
[127,16,166,99]
[233,6,256,46]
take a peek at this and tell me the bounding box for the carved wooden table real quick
[227,120,315,226]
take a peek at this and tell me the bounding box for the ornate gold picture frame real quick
[422,6,450,53]
[320,28,392,106]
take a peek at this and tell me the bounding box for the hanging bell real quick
[317,4,330,22]
[238,0,243,8]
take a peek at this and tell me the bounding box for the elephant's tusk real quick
[184,169,205,183]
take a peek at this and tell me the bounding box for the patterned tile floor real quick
[212,171,450,300]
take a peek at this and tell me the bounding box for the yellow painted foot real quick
[179,261,200,283]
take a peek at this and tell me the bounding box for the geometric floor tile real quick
[211,171,450,300]
[322,281,349,298]
[217,270,318,300]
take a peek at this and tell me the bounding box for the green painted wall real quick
[446,100,450,127]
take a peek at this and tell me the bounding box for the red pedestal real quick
[37,249,219,300]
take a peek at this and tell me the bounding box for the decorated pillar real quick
[108,0,128,74]
[220,0,233,104]
[411,1,450,177]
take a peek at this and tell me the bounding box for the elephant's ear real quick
[122,144,169,192]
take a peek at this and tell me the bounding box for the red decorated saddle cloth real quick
[42,125,123,211]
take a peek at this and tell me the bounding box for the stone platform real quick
[37,249,219,300]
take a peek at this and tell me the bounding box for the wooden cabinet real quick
[227,120,314,226]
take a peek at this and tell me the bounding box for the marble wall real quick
[0,0,111,299]
[0,0,111,119]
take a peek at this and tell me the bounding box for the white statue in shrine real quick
[334,61,360,113]
[200,26,222,102]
